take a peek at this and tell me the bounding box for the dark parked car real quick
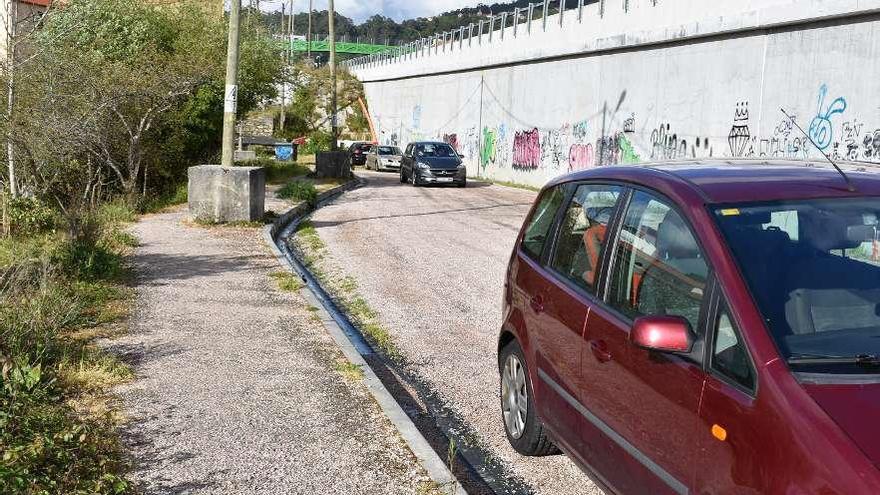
[348,142,372,167]
[499,160,880,494]
[366,145,403,171]
[400,141,466,187]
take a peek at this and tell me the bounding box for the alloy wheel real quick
[502,354,528,439]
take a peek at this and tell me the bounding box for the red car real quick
[499,160,880,494]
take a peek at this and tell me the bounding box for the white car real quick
[366,145,403,171]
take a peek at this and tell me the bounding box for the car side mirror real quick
[458,153,465,159]
[630,316,694,353]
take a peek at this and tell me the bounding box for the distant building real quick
[0,0,51,62]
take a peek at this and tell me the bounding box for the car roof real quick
[412,141,451,146]
[548,159,880,204]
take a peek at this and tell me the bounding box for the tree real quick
[5,0,281,212]
[276,62,363,142]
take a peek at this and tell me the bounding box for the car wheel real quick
[457,180,467,188]
[400,169,406,183]
[500,340,558,456]
[411,170,419,187]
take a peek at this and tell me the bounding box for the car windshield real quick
[416,143,457,157]
[355,143,371,151]
[378,146,400,155]
[713,198,880,373]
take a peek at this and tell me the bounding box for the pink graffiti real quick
[569,143,594,171]
[513,128,541,169]
[443,133,459,151]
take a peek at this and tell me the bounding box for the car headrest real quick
[657,213,700,259]
[801,213,864,251]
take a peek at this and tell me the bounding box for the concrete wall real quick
[353,0,880,187]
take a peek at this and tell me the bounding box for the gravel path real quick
[302,171,601,495]
[111,208,431,494]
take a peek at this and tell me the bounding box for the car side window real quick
[607,190,709,332]
[712,305,756,391]
[549,184,622,293]
[404,144,412,157]
[521,186,566,261]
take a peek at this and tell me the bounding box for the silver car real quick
[365,145,403,171]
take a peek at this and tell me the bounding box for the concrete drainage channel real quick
[264,176,471,495]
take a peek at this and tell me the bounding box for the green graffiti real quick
[618,134,642,164]
[481,127,496,168]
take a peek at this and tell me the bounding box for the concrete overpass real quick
[347,0,880,187]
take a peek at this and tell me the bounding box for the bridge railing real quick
[342,0,662,71]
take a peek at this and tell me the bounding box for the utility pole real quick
[306,0,313,60]
[279,2,286,133]
[328,0,337,151]
[221,0,242,167]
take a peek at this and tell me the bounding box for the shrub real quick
[2,195,57,237]
[277,180,318,206]
[301,131,333,155]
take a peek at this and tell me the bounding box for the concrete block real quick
[188,165,265,223]
[315,151,352,179]
[234,150,257,161]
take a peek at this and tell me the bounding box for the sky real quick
[255,0,478,23]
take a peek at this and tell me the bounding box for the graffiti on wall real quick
[513,128,541,169]
[412,105,422,130]
[443,133,459,151]
[568,143,594,171]
[427,83,880,181]
[808,84,847,151]
[481,127,497,168]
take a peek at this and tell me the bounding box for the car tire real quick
[411,170,419,187]
[400,169,407,183]
[457,180,467,188]
[499,340,559,457]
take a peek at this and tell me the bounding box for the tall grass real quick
[0,200,136,494]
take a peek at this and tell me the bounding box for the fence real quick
[343,0,661,71]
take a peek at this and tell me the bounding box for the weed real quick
[277,180,318,206]
[472,177,541,192]
[141,183,188,214]
[333,359,364,381]
[269,271,304,292]
[416,480,445,495]
[293,222,402,358]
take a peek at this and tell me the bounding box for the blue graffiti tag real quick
[808,84,847,150]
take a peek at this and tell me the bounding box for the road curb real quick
[263,175,469,495]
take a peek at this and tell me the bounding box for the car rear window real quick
[521,186,565,261]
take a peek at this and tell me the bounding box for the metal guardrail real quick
[342,0,652,71]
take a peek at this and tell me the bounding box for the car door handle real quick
[590,340,612,363]
[529,295,545,313]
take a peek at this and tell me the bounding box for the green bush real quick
[277,180,318,206]
[2,196,57,237]
[235,158,311,185]
[301,131,333,155]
